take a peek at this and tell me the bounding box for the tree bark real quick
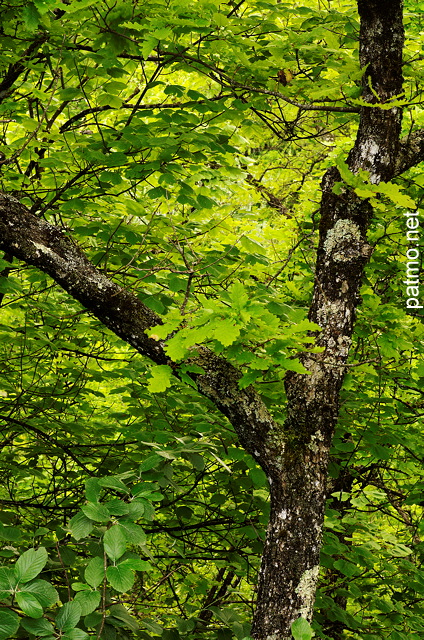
[251,1,405,637]
[0,1,421,639]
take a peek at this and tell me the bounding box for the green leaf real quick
[62,629,90,640]
[164,335,188,361]
[22,3,40,31]
[238,370,262,389]
[168,275,186,292]
[21,617,55,637]
[228,282,249,309]
[71,582,91,592]
[141,36,158,59]
[118,558,152,572]
[69,512,94,541]
[139,455,162,473]
[185,452,205,471]
[15,591,44,618]
[33,0,56,15]
[278,358,310,374]
[98,477,129,493]
[291,617,314,640]
[85,478,101,502]
[147,365,173,393]
[81,502,111,522]
[142,619,164,634]
[125,500,146,519]
[23,580,59,607]
[146,186,167,199]
[105,499,130,516]
[0,609,20,640]
[333,559,359,577]
[196,194,215,209]
[109,604,139,631]
[85,557,105,589]
[240,236,267,256]
[0,567,17,596]
[14,548,48,583]
[106,564,135,593]
[335,157,357,187]
[103,525,127,562]
[214,319,241,347]
[249,467,267,489]
[163,84,185,97]
[83,611,102,629]
[56,601,82,632]
[0,526,21,542]
[376,181,416,207]
[116,521,146,545]
[74,590,101,616]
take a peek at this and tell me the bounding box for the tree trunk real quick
[252,443,330,640]
[251,1,404,637]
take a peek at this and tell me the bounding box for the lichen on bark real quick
[295,566,320,618]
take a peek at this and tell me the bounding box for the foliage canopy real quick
[0,0,423,639]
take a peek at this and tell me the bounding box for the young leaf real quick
[228,282,249,310]
[147,365,173,393]
[376,181,416,207]
[291,617,314,640]
[214,319,241,347]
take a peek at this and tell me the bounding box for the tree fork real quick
[251,1,404,637]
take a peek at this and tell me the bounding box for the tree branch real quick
[395,128,424,175]
[0,36,48,104]
[0,414,92,475]
[59,95,231,132]
[0,193,278,468]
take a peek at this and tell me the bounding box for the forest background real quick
[0,0,423,639]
